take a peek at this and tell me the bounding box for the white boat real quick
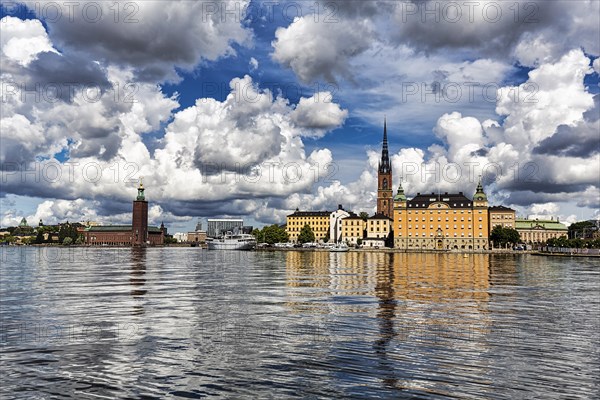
[207,233,257,250]
[329,243,349,252]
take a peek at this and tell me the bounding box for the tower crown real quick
[136,180,146,201]
[379,118,391,174]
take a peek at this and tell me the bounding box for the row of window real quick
[406,232,484,237]
[402,217,483,222]
[406,210,483,214]
[411,202,472,208]
[407,224,484,229]
[288,220,327,225]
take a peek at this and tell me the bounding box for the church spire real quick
[379,118,391,173]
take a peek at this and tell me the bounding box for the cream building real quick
[489,206,516,229]
[363,213,393,248]
[515,218,568,244]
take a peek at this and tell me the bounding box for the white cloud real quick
[272,16,374,83]
[19,0,253,81]
[291,92,348,135]
[0,16,57,66]
[593,58,600,75]
[249,57,258,71]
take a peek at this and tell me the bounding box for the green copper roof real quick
[393,182,407,201]
[86,225,132,232]
[515,218,568,231]
[19,217,28,227]
[85,225,162,233]
[473,178,487,201]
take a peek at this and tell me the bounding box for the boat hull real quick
[207,240,256,250]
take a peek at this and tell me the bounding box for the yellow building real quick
[340,215,366,245]
[515,218,568,244]
[488,206,516,229]
[286,209,330,242]
[393,180,490,250]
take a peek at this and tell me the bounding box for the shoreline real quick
[5,244,599,257]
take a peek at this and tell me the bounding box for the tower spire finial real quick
[379,118,390,173]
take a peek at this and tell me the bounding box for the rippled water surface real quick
[1,248,599,399]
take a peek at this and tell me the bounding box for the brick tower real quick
[132,181,148,247]
[377,119,393,218]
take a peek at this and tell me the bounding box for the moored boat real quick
[206,233,257,250]
[329,243,349,252]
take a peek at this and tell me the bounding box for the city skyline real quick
[1,1,599,234]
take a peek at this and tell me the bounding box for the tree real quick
[58,223,79,244]
[297,224,315,244]
[359,212,369,221]
[164,236,177,244]
[505,227,520,246]
[35,230,44,244]
[490,226,521,248]
[62,237,73,246]
[568,221,596,239]
[255,225,289,244]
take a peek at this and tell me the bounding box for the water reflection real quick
[129,248,147,314]
[373,255,398,391]
[285,252,491,305]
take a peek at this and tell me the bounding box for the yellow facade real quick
[393,190,489,250]
[286,210,330,242]
[340,216,366,245]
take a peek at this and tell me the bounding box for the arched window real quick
[382,178,388,189]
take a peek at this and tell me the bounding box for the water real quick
[1,248,599,399]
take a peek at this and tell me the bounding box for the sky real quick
[0,0,599,233]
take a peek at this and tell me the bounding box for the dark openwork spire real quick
[379,118,391,173]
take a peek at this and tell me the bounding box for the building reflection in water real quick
[373,253,399,390]
[130,248,147,315]
[285,251,494,392]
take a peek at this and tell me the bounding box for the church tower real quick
[132,181,148,247]
[377,119,393,218]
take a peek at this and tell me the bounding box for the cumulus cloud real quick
[272,16,374,83]
[2,71,348,224]
[291,92,348,134]
[533,95,600,158]
[17,0,252,81]
[271,1,598,85]
[0,16,57,66]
